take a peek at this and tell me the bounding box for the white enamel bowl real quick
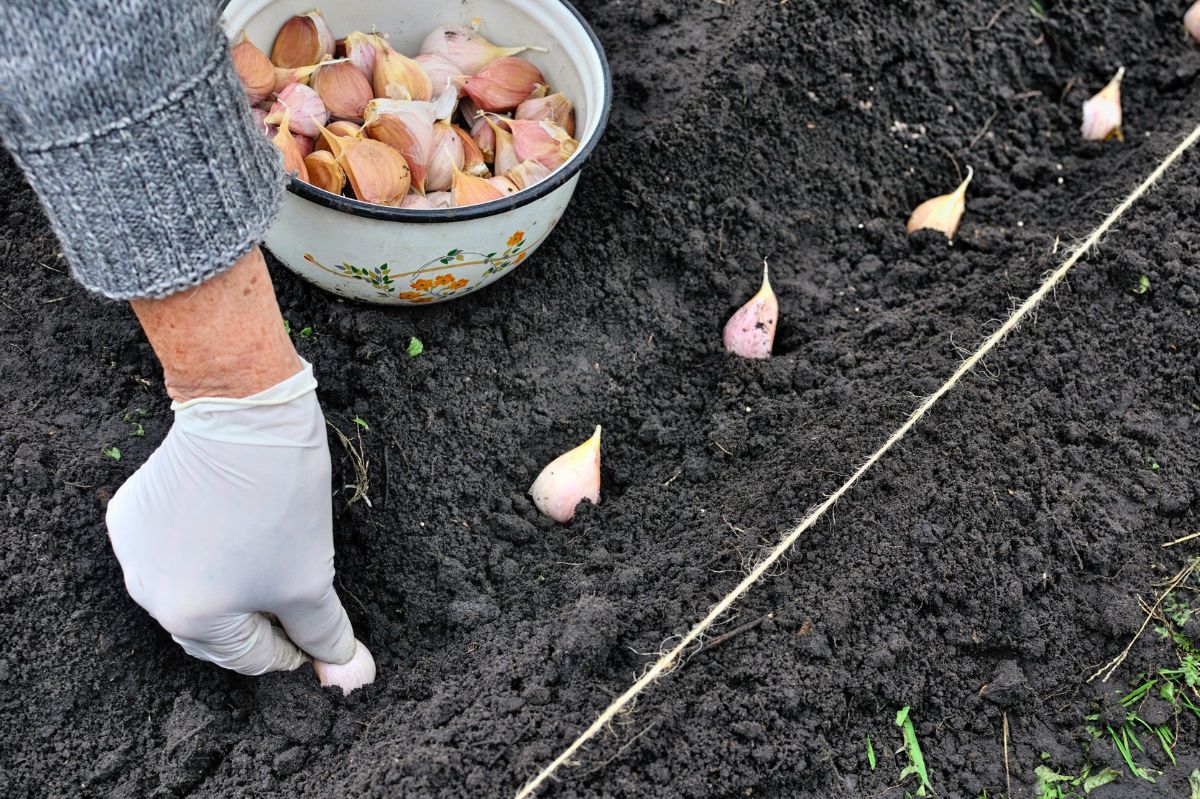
[221,0,611,305]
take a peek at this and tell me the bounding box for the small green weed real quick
[1035,764,1119,798]
[407,336,424,357]
[895,706,933,796]
[1029,0,1047,19]
[1133,275,1150,295]
[102,446,121,461]
[866,733,876,770]
[352,416,370,431]
[123,408,146,437]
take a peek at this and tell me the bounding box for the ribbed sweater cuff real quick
[8,30,286,301]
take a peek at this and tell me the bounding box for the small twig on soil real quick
[327,421,371,508]
[933,142,962,181]
[1088,557,1200,682]
[662,468,682,487]
[1163,531,1200,548]
[712,440,733,456]
[584,720,658,776]
[968,110,999,149]
[1002,712,1012,798]
[971,2,1011,32]
[703,612,773,651]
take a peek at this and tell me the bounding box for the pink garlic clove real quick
[312,640,376,696]
[723,260,778,360]
[529,426,602,523]
[1081,67,1125,142]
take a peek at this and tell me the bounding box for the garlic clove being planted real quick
[363,99,437,194]
[272,108,309,182]
[314,119,360,152]
[374,39,433,102]
[507,118,578,171]
[452,123,490,176]
[515,92,575,137]
[723,260,778,360]
[425,122,465,192]
[265,82,328,138]
[303,149,346,194]
[420,25,545,75]
[451,164,506,207]
[1188,2,1200,42]
[318,122,411,206]
[529,426,602,523]
[271,10,335,69]
[232,31,276,105]
[507,159,551,190]
[1081,67,1125,142]
[313,639,376,696]
[311,59,373,122]
[906,166,973,239]
[455,57,546,113]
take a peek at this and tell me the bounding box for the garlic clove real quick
[343,31,381,80]
[451,164,506,207]
[458,98,495,160]
[1081,67,1125,142]
[311,59,373,122]
[455,57,546,113]
[515,92,575,137]
[271,10,335,69]
[318,122,412,206]
[272,108,309,182]
[312,639,376,696]
[265,82,329,138]
[425,122,466,192]
[401,192,438,210]
[506,159,551,190]
[506,118,578,171]
[374,39,433,102]
[906,166,972,239]
[529,426,602,523]
[425,191,453,208]
[272,62,325,94]
[250,106,274,137]
[420,25,545,75]
[303,149,346,194]
[232,31,276,105]
[723,260,778,360]
[416,54,462,97]
[295,134,315,159]
[363,98,437,194]
[485,114,520,176]
[489,175,519,195]
[314,119,360,152]
[452,123,490,176]
[1188,2,1200,41]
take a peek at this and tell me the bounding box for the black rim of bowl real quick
[235,0,614,223]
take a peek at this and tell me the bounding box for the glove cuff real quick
[171,360,318,412]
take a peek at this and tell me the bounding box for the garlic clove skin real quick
[265,83,329,139]
[272,62,325,94]
[232,31,276,105]
[425,122,466,192]
[529,426,602,523]
[906,166,973,239]
[489,175,519,195]
[723,260,778,360]
[485,114,520,176]
[303,149,346,194]
[1081,67,1125,142]
[374,39,433,103]
[343,31,380,80]
[272,108,309,182]
[417,54,462,98]
[507,118,578,170]
[507,159,551,190]
[452,124,490,176]
[271,10,335,69]
[363,99,437,194]
[451,165,506,207]
[318,122,412,206]
[515,92,575,137]
[314,120,360,152]
[455,57,546,113]
[459,98,495,160]
[311,60,373,123]
[401,192,438,210]
[425,191,453,208]
[312,639,376,696]
[1188,2,1200,41]
[250,106,274,137]
[420,25,543,75]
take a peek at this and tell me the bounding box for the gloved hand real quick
[105,361,375,691]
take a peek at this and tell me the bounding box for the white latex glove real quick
[105,361,375,690]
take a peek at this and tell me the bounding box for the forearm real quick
[130,247,300,404]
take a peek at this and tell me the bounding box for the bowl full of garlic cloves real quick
[221,0,611,305]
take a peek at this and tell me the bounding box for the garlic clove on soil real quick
[506,118,578,171]
[1188,2,1200,41]
[455,57,546,113]
[318,122,411,206]
[451,163,506,207]
[311,59,373,122]
[723,260,778,360]
[374,39,433,102]
[420,25,543,75]
[314,119,360,152]
[271,10,335,69]
[231,31,276,105]
[529,426,602,523]
[363,99,437,194]
[906,166,973,239]
[265,83,328,139]
[1081,67,1125,142]
[303,149,346,194]
[507,159,552,190]
[452,123,490,176]
[515,92,575,137]
[425,122,466,193]
[313,639,376,696]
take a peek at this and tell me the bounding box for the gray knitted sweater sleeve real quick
[0,0,286,300]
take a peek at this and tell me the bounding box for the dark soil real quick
[3,1,1200,797]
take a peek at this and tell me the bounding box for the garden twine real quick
[515,120,1200,799]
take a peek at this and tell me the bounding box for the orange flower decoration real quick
[507,231,525,247]
[398,291,422,300]
[452,278,469,290]
[434,274,455,286]
[413,298,434,304]
[411,279,434,291]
